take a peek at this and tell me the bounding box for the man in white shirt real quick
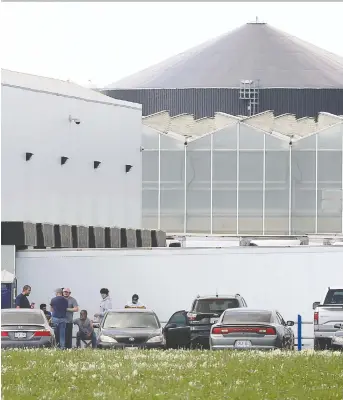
[125,294,146,309]
[94,288,112,322]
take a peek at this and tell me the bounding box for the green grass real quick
[1,349,342,399]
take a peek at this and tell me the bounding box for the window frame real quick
[168,311,188,326]
[276,311,286,326]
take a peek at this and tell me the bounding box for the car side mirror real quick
[93,322,100,329]
[334,323,342,329]
[312,302,320,310]
[287,321,294,326]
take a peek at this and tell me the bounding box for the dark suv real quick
[163,294,247,349]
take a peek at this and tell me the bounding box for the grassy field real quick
[1,349,342,400]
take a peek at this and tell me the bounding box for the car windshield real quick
[1,311,46,325]
[103,312,159,329]
[324,289,343,304]
[223,311,272,324]
[194,298,239,314]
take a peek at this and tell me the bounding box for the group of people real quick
[15,284,146,349]
[49,288,93,349]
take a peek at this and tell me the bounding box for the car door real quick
[164,311,191,349]
[277,312,293,349]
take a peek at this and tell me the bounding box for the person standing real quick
[15,285,32,308]
[63,288,79,349]
[94,288,112,323]
[50,288,68,349]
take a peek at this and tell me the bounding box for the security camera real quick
[69,115,81,125]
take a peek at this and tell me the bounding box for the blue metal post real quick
[297,314,302,351]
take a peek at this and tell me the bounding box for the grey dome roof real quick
[107,22,343,89]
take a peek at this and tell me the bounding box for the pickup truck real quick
[313,287,343,350]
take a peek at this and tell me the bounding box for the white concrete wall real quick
[1,84,142,228]
[16,247,343,342]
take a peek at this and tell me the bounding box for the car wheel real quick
[284,338,291,350]
[283,339,290,350]
[314,338,330,350]
[288,339,294,350]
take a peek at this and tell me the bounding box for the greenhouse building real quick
[142,110,343,235]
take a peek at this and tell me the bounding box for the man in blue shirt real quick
[50,288,68,349]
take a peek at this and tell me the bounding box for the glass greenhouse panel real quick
[239,123,264,150]
[160,135,185,233]
[212,125,237,233]
[291,135,316,234]
[265,135,290,235]
[212,124,237,149]
[141,120,343,236]
[212,125,237,234]
[142,189,158,229]
[142,150,158,229]
[317,124,343,233]
[186,135,211,233]
[142,150,158,182]
[160,134,184,150]
[238,125,264,234]
[142,126,159,149]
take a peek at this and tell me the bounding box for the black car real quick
[163,294,247,349]
[1,309,55,349]
[331,323,343,350]
[97,308,165,349]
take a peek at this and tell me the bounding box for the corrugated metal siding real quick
[103,88,343,119]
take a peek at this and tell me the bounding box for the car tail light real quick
[187,313,197,321]
[33,330,51,337]
[212,326,276,335]
[1,331,9,337]
[257,327,276,335]
[212,327,236,335]
[314,311,319,325]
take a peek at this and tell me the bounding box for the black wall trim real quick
[1,221,166,249]
[54,225,62,248]
[120,228,127,248]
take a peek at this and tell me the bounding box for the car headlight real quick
[99,335,118,343]
[333,336,343,344]
[147,335,164,343]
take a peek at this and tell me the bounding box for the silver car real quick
[1,309,56,349]
[210,308,295,351]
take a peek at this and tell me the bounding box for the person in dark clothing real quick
[50,288,68,349]
[40,304,52,323]
[63,288,79,349]
[15,285,31,308]
[74,310,97,348]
